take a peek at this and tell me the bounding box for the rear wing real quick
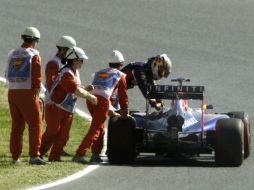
[147,85,205,100]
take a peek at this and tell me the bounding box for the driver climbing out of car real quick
[72,50,130,164]
[110,54,172,112]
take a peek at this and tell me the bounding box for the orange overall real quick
[7,43,43,160]
[45,54,62,92]
[40,69,78,161]
[39,55,61,157]
[75,70,128,157]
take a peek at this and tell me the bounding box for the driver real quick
[111,54,172,112]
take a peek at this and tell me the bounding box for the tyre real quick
[227,112,251,158]
[215,118,244,166]
[107,116,137,164]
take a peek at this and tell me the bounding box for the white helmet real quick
[66,47,88,60]
[56,36,76,48]
[151,54,172,80]
[160,54,172,78]
[109,50,125,63]
[22,26,40,39]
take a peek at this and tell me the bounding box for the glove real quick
[86,93,98,106]
[149,99,163,111]
[119,109,131,119]
[84,84,94,91]
[154,102,163,111]
[75,87,97,105]
[108,110,121,117]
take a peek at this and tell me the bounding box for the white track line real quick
[26,165,100,190]
[0,76,6,83]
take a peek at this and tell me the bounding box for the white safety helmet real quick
[56,36,76,48]
[22,26,40,39]
[151,54,172,80]
[66,47,88,60]
[109,50,125,63]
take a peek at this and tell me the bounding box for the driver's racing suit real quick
[111,58,161,110]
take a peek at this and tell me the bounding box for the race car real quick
[107,78,251,166]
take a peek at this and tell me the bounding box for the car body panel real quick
[133,100,229,134]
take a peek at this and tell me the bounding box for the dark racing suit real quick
[111,58,161,110]
[122,61,154,96]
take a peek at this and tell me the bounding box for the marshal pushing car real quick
[107,78,251,166]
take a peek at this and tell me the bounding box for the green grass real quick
[0,83,92,190]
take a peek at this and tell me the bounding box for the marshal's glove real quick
[75,87,97,106]
[108,110,121,117]
[86,93,98,106]
[83,84,94,91]
[119,109,131,119]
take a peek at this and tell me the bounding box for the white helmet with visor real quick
[151,54,172,80]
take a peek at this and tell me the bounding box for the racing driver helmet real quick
[151,54,172,80]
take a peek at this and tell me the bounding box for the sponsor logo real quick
[152,85,204,93]
[14,59,23,66]
[183,117,198,128]
[98,72,110,78]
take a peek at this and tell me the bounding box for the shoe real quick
[48,158,62,162]
[61,150,71,156]
[72,156,89,164]
[12,159,21,165]
[29,157,51,165]
[90,154,103,163]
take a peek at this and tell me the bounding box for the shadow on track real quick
[99,154,217,168]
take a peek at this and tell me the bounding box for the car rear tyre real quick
[227,112,251,159]
[215,118,244,166]
[107,116,136,164]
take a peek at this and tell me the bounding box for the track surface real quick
[0,0,253,190]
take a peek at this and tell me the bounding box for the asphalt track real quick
[0,0,254,190]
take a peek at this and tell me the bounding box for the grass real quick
[0,83,92,190]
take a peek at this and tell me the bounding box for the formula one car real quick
[107,78,251,166]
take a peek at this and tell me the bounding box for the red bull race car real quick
[107,78,251,166]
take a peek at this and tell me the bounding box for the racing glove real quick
[75,87,98,105]
[149,99,163,111]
